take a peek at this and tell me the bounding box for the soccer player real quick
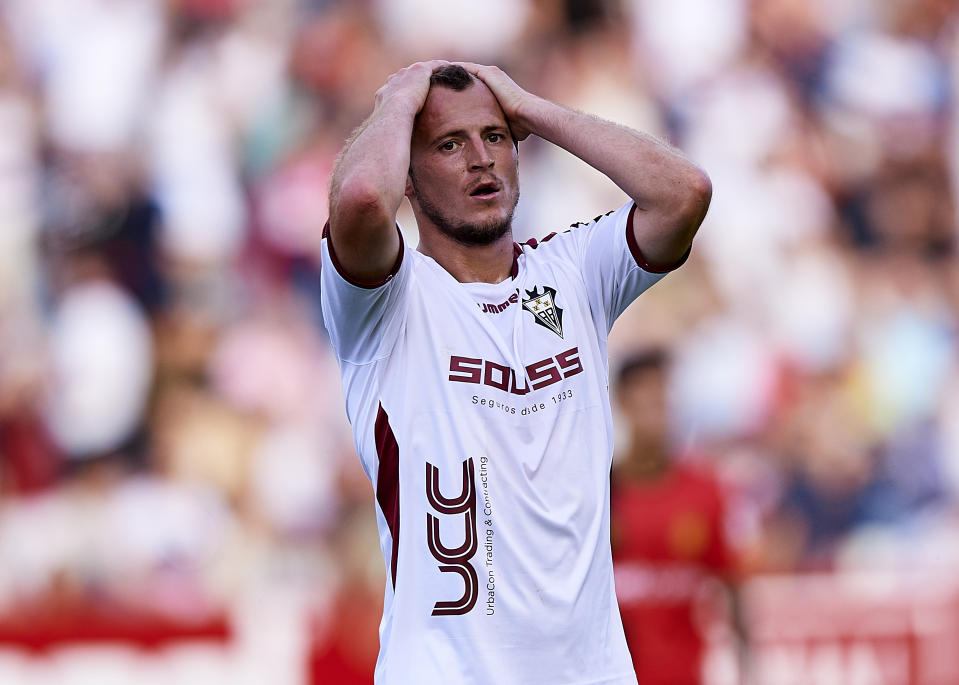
[611,348,747,684]
[321,60,711,684]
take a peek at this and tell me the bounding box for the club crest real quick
[522,286,564,338]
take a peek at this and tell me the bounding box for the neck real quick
[621,434,671,481]
[417,228,516,284]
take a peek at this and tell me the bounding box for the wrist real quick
[375,91,426,121]
[514,95,560,138]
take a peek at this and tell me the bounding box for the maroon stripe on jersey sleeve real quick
[624,204,691,273]
[374,403,401,587]
[510,242,522,278]
[322,221,405,288]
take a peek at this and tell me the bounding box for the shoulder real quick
[516,207,622,250]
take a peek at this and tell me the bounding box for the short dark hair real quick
[616,347,670,387]
[430,64,475,91]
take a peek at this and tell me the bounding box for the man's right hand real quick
[373,60,450,117]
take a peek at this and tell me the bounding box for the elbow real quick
[691,166,712,205]
[685,166,712,226]
[337,180,386,215]
[668,165,711,235]
[331,177,393,225]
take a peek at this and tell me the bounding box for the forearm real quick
[519,99,710,265]
[521,100,697,208]
[329,99,417,231]
[325,61,448,281]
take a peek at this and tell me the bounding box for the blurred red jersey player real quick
[611,347,747,685]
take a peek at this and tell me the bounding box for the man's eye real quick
[488,133,503,143]
[440,141,456,151]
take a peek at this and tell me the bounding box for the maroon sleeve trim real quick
[323,221,405,289]
[624,204,691,274]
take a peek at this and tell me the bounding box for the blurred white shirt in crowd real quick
[5,0,164,152]
[672,315,779,444]
[43,280,154,458]
[147,42,247,264]
[373,0,529,58]
[627,0,746,97]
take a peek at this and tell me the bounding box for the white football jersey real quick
[321,201,681,685]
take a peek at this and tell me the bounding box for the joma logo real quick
[426,458,478,616]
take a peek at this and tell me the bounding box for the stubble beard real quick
[411,175,519,248]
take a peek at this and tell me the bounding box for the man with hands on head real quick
[322,60,710,685]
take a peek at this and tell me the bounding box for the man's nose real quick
[467,139,494,170]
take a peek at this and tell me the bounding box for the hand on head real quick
[374,60,452,116]
[376,60,536,142]
[453,62,535,141]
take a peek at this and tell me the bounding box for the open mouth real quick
[469,181,501,199]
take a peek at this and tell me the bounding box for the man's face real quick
[618,367,669,443]
[407,80,520,246]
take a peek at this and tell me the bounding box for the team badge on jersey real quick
[522,286,564,338]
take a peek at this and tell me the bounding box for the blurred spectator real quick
[611,348,748,685]
[41,253,154,462]
[5,0,165,154]
[760,371,889,569]
[307,501,382,685]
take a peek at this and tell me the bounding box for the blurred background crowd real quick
[1,0,958,682]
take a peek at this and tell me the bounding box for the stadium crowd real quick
[0,0,957,682]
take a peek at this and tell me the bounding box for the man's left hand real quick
[455,62,542,141]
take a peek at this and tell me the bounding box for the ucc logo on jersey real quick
[522,285,564,338]
[426,458,479,616]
